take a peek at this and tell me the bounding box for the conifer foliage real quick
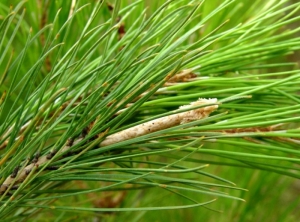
[1,0,300,221]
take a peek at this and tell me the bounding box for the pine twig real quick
[0,98,218,194]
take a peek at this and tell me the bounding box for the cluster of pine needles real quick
[0,0,300,221]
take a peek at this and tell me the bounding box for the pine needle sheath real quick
[0,98,218,193]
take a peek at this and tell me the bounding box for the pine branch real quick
[0,98,218,193]
[0,0,300,220]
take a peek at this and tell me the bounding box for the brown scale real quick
[46,149,57,160]
[62,125,92,158]
[31,151,41,164]
[87,121,99,142]
[107,99,116,107]
[107,2,114,11]
[118,19,125,40]
[80,126,89,138]
[107,3,126,41]
[46,166,59,170]
[61,138,75,158]
[25,168,31,175]
[11,185,19,190]
[10,166,20,178]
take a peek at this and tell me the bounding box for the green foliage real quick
[1,0,300,221]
